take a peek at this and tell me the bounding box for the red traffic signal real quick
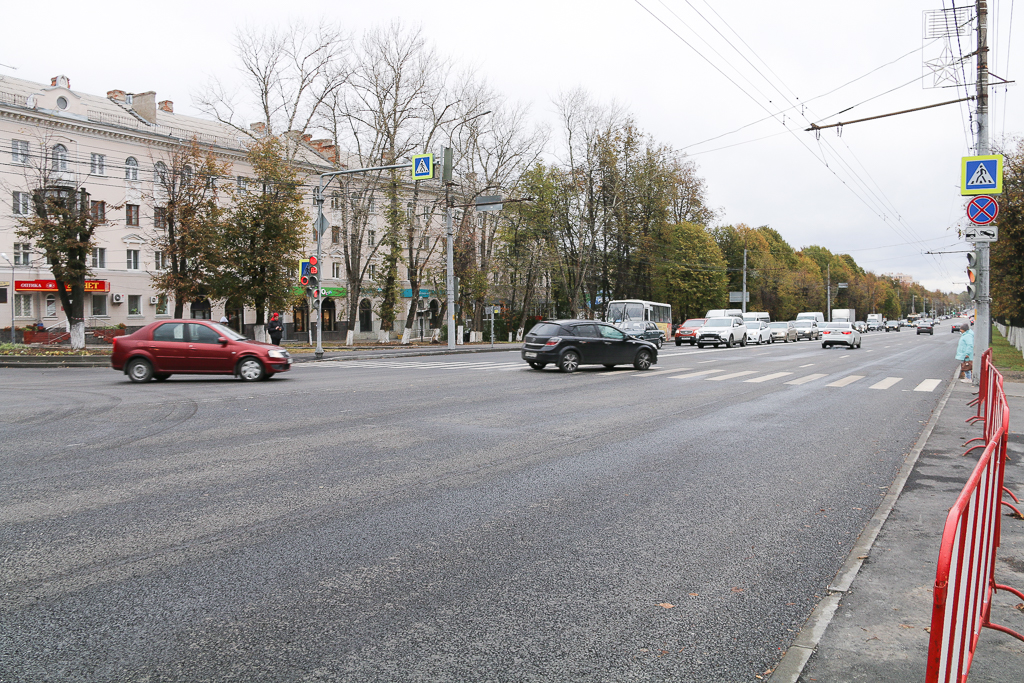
[308,256,318,266]
[300,274,310,285]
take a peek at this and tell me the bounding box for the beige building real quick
[1,73,449,343]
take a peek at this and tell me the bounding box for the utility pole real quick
[826,263,832,322]
[742,249,748,314]
[974,0,992,382]
[443,147,456,350]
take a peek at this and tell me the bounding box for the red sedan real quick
[111,319,292,382]
[674,318,707,346]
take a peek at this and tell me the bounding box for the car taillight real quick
[842,331,851,335]
[544,337,562,346]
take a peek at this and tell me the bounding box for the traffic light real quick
[302,256,320,303]
[966,252,978,299]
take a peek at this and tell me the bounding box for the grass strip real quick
[991,327,1024,373]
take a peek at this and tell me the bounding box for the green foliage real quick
[653,222,728,320]
[992,138,1024,325]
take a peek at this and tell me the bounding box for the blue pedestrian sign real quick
[961,155,1003,195]
[411,154,434,180]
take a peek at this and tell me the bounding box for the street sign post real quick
[966,195,999,225]
[964,226,998,242]
[475,195,503,212]
[961,155,1003,195]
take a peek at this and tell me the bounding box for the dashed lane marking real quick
[914,379,943,392]
[799,364,815,368]
[869,377,903,390]
[826,375,865,388]
[744,372,793,383]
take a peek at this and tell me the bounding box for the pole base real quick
[314,351,323,360]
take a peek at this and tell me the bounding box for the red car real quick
[674,318,707,346]
[111,319,292,382]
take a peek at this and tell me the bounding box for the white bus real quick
[605,299,673,340]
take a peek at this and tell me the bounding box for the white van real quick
[742,311,770,324]
[796,312,825,324]
[706,309,743,320]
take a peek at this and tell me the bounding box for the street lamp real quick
[1,252,13,344]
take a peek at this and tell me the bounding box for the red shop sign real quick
[15,280,110,293]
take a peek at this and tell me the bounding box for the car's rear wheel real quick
[697,343,705,349]
[154,373,171,381]
[559,350,580,373]
[237,357,266,382]
[656,338,662,349]
[127,358,153,383]
[633,349,653,370]
[528,361,547,370]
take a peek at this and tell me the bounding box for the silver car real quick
[768,321,798,343]
[793,319,821,340]
[821,322,863,349]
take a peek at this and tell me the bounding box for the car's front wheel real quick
[675,339,682,346]
[127,358,153,383]
[559,350,580,373]
[237,357,266,382]
[725,336,733,348]
[154,373,171,381]
[656,338,663,349]
[697,343,705,349]
[633,349,654,370]
[528,361,547,370]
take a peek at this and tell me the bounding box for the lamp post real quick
[1,252,13,344]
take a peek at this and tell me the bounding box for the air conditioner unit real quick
[111,293,126,304]
[150,296,159,305]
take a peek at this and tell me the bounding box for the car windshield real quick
[607,302,644,322]
[208,322,247,340]
[682,319,704,327]
[705,319,731,328]
[795,321,812,326]
[528,323,563,337]
[769,322,789,328]
[621,322,644,330]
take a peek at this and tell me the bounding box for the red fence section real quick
[926,355,1024,682]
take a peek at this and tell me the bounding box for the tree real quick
[217,137,308,338]
[654,222,728,321]
[148,141,230,318]
[992,137,1024,325]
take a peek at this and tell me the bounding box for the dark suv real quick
[522,320,658,373]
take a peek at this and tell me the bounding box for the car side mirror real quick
[218,336,228,345]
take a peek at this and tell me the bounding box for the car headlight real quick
[268,349,287,359]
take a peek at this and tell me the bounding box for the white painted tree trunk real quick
[516,328,524,342]
[377,329,390,344]
[69,321,85,350]
[254,324,267,342]
[430,329,440,343]
[345,330,354,346]
[401,327,412,345]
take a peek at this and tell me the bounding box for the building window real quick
[126,204,140,226]
[12,191,30,215]
[127,249,140,270]
[14,293,32,317]
[368,263,377,279]
[182,165,193,185]
[367,230,375,247]
[154,161,168,185]
[125,157,139,181]
[14,242,31,266]
[56,96,69,110]
[155,294,168,315]
[236,176,248,193]
[331,193,341,210]
[51,144,68,172]
[91,247,106,268]
[332,262,342,278]
[90,200,105,222]
[128,295,142,316]
[422,205,431,219]
[12,139,29,164]
[91,293,107,317]
[90,153,105,175]
[331,225,340,245]
[154,251,167,270]
[154,207,167,230]
[45,294,57,317]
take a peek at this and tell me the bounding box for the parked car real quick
[617,320,664,348]
[111,320,292,382]
[917,319,935,335]
[768,321,798,343]
[821,322,862,349]
[793,319,821,341]
[745,320,773,345]
[697,316,748,348]
[521,319,658,373]
[885,319,901,332]
[674,318,707,346]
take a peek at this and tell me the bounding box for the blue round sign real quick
[967,195,999,225]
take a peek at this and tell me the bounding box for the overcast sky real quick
[3,0,1017,293]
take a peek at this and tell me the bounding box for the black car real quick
[616,320,664,348]
[522,319,658,373]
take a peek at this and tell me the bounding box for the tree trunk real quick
[69,321,85,350]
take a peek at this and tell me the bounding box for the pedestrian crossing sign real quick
[961,155,1003,195]
[412,154,434,180]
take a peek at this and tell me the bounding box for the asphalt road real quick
[0,326,962,682]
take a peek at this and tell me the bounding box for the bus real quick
[605,299,673,341]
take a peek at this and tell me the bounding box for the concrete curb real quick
[770,369,960,682]
[0,355,112,368]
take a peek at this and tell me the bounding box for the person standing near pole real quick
[267,312,284,347]
[956,322,975,383]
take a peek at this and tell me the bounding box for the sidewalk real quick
[782,379,1024,681]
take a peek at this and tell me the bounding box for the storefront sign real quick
[15,280,110,292]
[401,288,436,298]
[291,286,347,298]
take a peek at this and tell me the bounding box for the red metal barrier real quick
[927,367,1024,682]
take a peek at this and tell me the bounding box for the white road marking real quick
[799,364,815,368]
[826,375,865,388]
[670,369,725,379]
[706,370,759,381]
[745,372,793,383]
[785,373,828,385]
[914,379,943,392]
[698,360,718,364]
[633,367,692,377]
[869,377,903,390]
[839,354,850,359]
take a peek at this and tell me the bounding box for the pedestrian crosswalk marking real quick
[914,379,943,392]
[670,369,724,379]
[785,373,828,385]
[634,366,692,377]
[745,372,793,383]
[707,370,759,381]
[870,377,902,390]
[827,375,865,388]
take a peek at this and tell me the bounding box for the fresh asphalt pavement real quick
[0,328,961,681]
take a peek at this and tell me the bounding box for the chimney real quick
[107,89,127,102]
[51,75,70,88]
[301,133,313,143]
[310,139,339,164]
[250,122,267,135]
[158,100,174,113]
[131,91,157,123]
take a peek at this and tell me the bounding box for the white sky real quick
[3,0,1018,293]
